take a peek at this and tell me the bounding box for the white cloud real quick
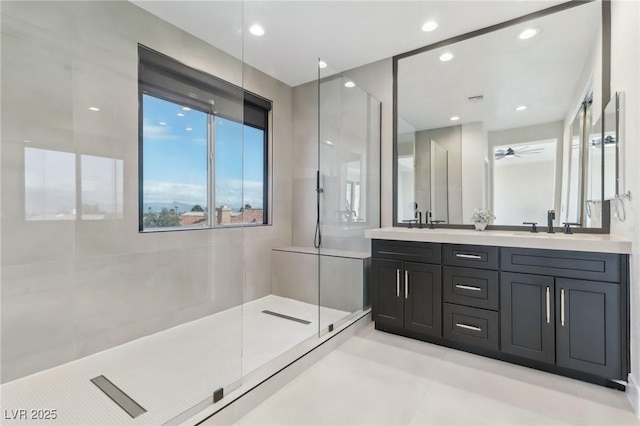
[144,179,264,209]
[142,119,179,142]
[143,180,207,205]
[215,178,263,208]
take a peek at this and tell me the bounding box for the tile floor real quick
[0,295,349,425]
[235,324,639,425]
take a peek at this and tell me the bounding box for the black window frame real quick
[138,45,271,232]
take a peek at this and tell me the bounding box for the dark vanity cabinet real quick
[501,248,623,379]
[555,278,621,378]
[442,245,500,351]
[371,240,629,388]
[500,272,556,364]
[371,240,442,338]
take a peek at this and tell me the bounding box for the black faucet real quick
[425,210,432,225]
[402,219,418,228]
[562,222,580,234]
[429,220,445,229]
[547,210,555,233]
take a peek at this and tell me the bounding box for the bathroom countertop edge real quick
[364,227,632,254]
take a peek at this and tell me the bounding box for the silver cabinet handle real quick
[396,269,400,297]
[404,270,409,299]
[561,288,565,326]
[455,253,482,260]
[455,284,482,292]
[546,287,550,324]
[456,323,481,332]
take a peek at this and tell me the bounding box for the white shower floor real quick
[0,295,349,425]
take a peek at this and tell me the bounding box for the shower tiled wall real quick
[0,1,293,383]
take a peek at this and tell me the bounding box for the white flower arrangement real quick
[470,208,495,224]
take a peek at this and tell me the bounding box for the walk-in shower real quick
[0,2,381,424]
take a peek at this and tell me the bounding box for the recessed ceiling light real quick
[319,60,327,69]
[439,52,454,62]
[88,107,100,112]
[177,113,184,117]
[23,139,32,143]
[182,107,191,111]
[519,28,540,40]
[159,122,167,126]
[450,116,460,121]
[186,127,193,131]
[344,81,355,88]
[515,105,527,111]
[422,21,438,32]
[325,140,333,145]
[249,24,265,36]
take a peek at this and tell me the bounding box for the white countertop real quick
[364,227,632,254]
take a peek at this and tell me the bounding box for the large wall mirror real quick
[393,0,611,232]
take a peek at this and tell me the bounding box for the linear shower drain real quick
[91,375,147,418]
[262,310,311,324]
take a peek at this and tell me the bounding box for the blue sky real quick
[142,94,264,210]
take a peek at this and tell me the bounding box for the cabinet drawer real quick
[372,240,441,264]
[443,303,499,351]
[443,267,499,311]
[443,244,498,270]
[501,247,620,283]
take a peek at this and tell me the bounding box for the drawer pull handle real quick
[546,287,550,324]
[561,288,565,326]
[456,323,482,332]
[405,270,409,299]
[455,284,482,292]
[396,269,400,297]
[455,253,482,260]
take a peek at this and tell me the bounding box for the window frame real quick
[138,45,271,232]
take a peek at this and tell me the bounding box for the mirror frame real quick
[392,0,611,233]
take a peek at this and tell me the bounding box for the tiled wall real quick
[609,0,640,415]
[291,72,381,253]
[0,1,293,383]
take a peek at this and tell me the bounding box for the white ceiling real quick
[397,1,601,132]
[131,0,568,87]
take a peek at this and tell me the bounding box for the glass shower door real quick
[318,60,381,334]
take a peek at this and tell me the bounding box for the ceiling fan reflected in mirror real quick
[494,146,544,160]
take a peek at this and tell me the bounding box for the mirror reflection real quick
[396,1,605,229]
[603,93,619,200]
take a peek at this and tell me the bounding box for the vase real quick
[474,222,487,231]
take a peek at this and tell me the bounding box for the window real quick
[138,45,270,231]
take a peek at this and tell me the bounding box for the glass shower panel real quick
[318,60,381,334]
[1,1,245,425]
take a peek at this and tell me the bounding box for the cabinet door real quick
[371,259,404,329]
[404,262,442,337]
[556,278,621,378]
[501,272,555,364]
